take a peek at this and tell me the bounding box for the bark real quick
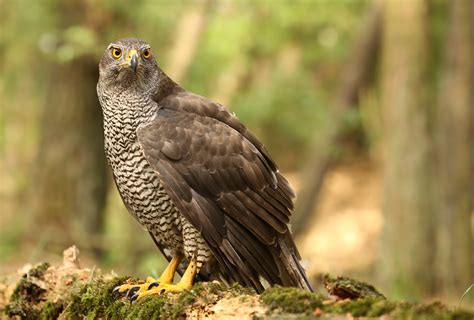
[31,1,108,257]
[378,0,435,299]
[292,1,382,236]
[435,0,473,297]
[33,58,107,255]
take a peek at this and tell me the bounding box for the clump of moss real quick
[260,279,474,319]
[391,301,474,320]
[10,262,50,303]
[324,297,396,317]
[38,301,64,320]
[6,264,474,320]
[323,273,385,299]
[227,282,256,296]
[322,295,474,319]
[26,263,50,279]
[68,276,131,319]
[5,262,53,319]
[67,279,223,319]
[4,300,35,319]
[260,286,324,314]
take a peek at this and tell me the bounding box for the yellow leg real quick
[132,258,198,301]
[114,254,183,296]
[155,254,183,284]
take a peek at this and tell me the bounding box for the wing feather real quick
[137,91,311,292]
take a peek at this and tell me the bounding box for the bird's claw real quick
[112,285,121,294]
[124,281,161,300]
[148,281,160,290]
[129,285,182,301]
[112,258,193,302]
[112,277,162,301]
[130,287,167,302]
[125,286,139,299]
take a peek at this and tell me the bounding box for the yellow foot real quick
[130,282,192,301]
[113,254,188,301]
[113,276,161,299]
[113,256,198,302]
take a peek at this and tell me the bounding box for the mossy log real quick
[1,247,472,319]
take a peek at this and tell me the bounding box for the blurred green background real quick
[0,0,472,307]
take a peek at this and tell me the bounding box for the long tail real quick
[273,233,313,292]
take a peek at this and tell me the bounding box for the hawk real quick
[97,38,312,300]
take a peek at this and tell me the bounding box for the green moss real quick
[227,282,256,296]
[323,273,385,299]
[27,262,50,278]
[67,279,219,320]
[4,300,39,320]
[10,262,50,302]
[4,262,52,319]
[39,301,64,320]
[123,296,168,320]
[260,284,474,319]
[6,267,473,320]
[324,297,396,317]
[68,276,130,319]
[260,286,324,314]
[392,301,474,320]
[323,298,474,319]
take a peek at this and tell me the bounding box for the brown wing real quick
[137,91,312,292]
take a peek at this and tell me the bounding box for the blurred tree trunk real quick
[378,0,435,298]
[293,1,382,236]
[435,0,473,297]
[166,0,212,83]
[32,2,108,258]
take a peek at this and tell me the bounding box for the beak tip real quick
[130,54,139,73]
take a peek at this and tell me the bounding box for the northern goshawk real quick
[97,38,312,300]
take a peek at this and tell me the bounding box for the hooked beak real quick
[130,54,138,73]
[126,49,139,73]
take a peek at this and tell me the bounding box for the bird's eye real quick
[111,48,122,59]
[143,49,151,60]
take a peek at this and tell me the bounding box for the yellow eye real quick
[111,48,122,59]
[143,48,151,59]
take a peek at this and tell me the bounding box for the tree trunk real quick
[435,0,473,298]
[166,0,212,84]
[378,0,435,299]
[33,58,107,256]
[32,1,108,258]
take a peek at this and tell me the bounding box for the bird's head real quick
[98,38,160,91]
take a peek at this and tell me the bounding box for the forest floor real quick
[1,246,473,319]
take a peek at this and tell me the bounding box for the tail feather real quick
[274,235,313,292]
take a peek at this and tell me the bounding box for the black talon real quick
[159,288,166,295]
[130,293,139,302]
[148,282,159,290]
[125,286,139,299]
[112,285,122,294]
